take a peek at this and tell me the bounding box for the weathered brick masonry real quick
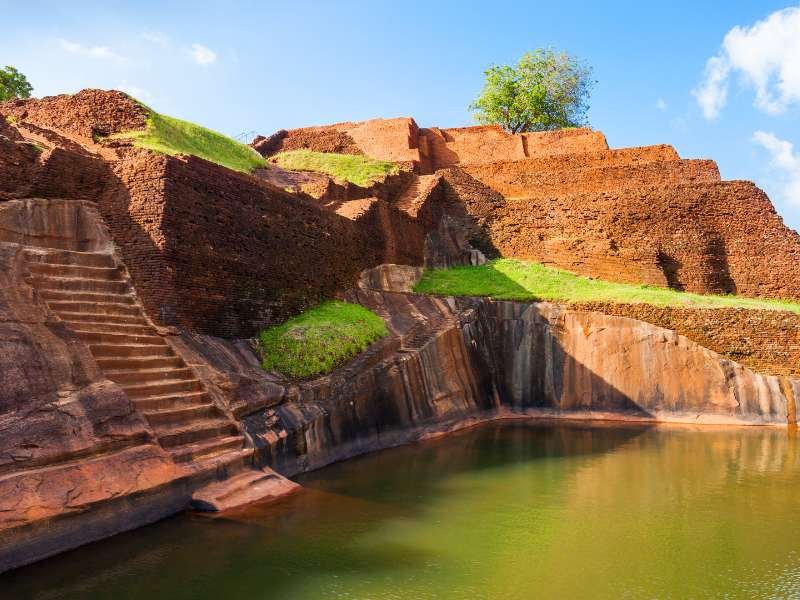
[418,125,609,169]
[478,181,800,299]
[106,151,429,337]
[271,119,800,301]
[463,156,720,197]
[2,90,148,140]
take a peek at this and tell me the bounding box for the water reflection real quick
[4,422,800,600]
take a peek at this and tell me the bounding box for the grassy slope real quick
[259,300,388,378]
[272,149,399,187]
[414,259,800,313]
[114,110,266,173]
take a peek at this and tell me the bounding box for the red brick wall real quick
[102,150,173,323]
[257,118,422,167]
[105,151,430,337]
[0,142,110,202]
[30,149,111,200]
[480,181,800,299]
[0,138,38,199]
[521,128,609,157]
[464,157,719,197]
[262,121,611,173]
[418,126,610,170]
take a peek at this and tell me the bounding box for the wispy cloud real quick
[753,131,800,207]
[655,98,668,111]
[141,31,169,47]
[188,43,217,65]
[693,7,800,120]
[693,55,729,120]
[59,39,127,63]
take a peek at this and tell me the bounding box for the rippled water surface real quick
[6,421,800,599]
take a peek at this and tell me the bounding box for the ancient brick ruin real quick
[2,89,800,572]
[260,117,800,300]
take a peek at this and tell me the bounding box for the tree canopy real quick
[0,66,33,102]
[470,49,594,133]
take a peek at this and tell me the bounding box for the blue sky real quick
[3,1,800,229]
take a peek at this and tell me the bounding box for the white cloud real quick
[141,31,170,47]
[59,39,126,63]
[655,98,668,111]
[117,81,153,101]
[693,55,730,120]
[693,7,800,119]
[753,131,800,206]
[188,43,217,65]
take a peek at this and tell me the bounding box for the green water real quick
[5,421,800,599]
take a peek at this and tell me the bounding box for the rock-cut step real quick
[70,328,167,346]
[56,311,149,326]
[90,343,175,358]
[24,249,116,268]
[144,402,219,427]
[171,435,246,464]
[121,378,203,399]
[96,355,184,370]
[190,467,300,512]
[30,275,131,295]
[132,390,212,412]
[74,330,167,346]
[61,320,155,336]
[154,417,239,448]
[39,289,138,305]
[46,301,142,316]
[104,366,196,385]
[28,262,124,281]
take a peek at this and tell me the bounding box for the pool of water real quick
[5,421,800,599]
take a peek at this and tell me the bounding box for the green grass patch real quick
[272,149,399,186]
[112,109,266,173]
[414,259,800,313]
[259,300,388,378]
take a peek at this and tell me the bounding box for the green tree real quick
[470,49,594,133]
[0,66,33,101]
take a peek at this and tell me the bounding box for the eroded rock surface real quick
[196,279,800,482]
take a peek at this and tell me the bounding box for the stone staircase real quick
[24,247,249,469]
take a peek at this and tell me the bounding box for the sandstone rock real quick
[190,466,300,512]
[357,264,423,293]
